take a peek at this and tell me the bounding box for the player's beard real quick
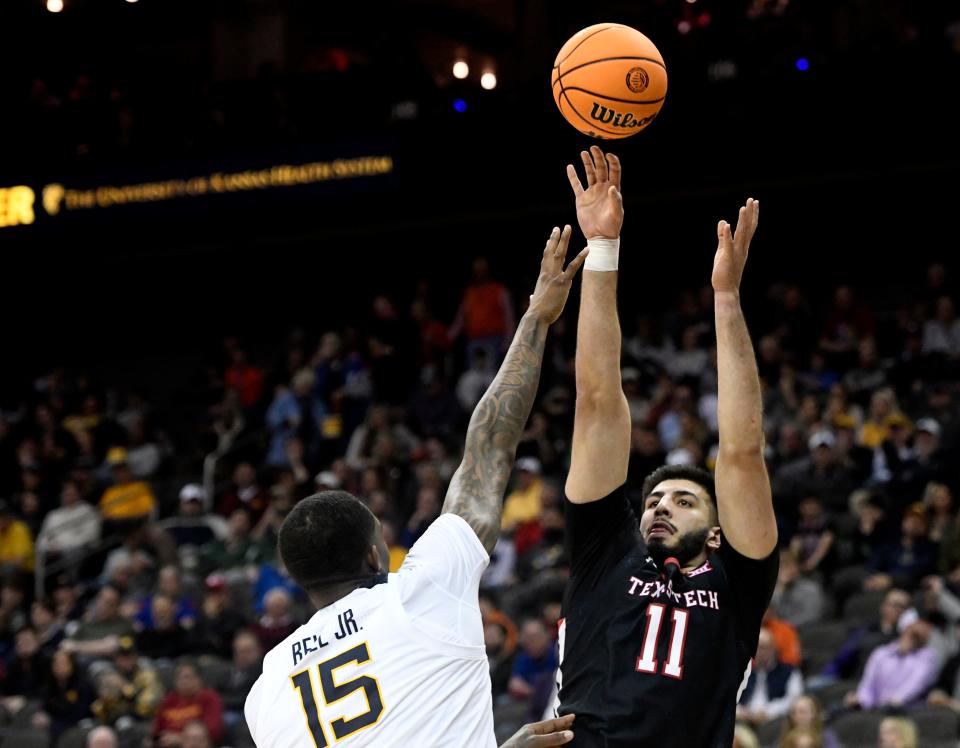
[647,525,711,569]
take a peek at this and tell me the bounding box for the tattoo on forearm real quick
[443,315,549,552]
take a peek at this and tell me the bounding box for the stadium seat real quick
[197,655,233,690]
[811,679,858,712]
[57,726,90,748]
[910,705,959,743]
[0,728,50,748]
[155,660,176,691]
[797,621,849,676]
[829,710,884,747]
[841,590,886,627]
[754,715,785,747]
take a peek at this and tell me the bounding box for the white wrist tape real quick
[584,237,620,272]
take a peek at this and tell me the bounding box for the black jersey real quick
[556,486,778,748]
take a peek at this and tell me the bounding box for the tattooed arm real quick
[443,226,588,553]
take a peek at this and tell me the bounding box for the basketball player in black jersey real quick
[555,146,779,748]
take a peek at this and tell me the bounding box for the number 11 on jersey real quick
[635,603,689,679]
[291,642,385,746]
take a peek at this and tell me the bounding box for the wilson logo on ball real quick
[590,103,659,130]
[625,67,650,93]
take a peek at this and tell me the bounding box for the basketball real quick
[551,23,668,139]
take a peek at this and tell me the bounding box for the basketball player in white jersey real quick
[244,226,588,747]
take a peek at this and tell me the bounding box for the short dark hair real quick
[278,491,377,593]
[640,465,717,517]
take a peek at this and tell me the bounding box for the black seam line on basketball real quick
[553,24,620,69]
[557,56,667,83]
[553,85,665,106]
[560,89,623,137]
[556,47,618,138]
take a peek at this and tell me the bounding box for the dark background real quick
[1,0,958,376]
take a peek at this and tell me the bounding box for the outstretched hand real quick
[499,714,576,748]
[566,145,624,240]
[527,225,589,324]
[712,197,759,294]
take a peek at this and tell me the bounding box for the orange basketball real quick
[551,23,668,139]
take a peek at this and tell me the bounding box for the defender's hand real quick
[712,198,759,294]
[499,714,576,748]
[527,225,589,324]
[566,146,623,240]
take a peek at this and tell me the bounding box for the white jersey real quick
[245,514,495,748]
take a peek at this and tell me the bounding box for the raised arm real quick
[443,227,588,552]
[564,146,631,503]
[712,198,778,559]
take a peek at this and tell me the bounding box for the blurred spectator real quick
[858,388,904,449]
[250,588,297,651]
[125,417,164,480]
[152,661,223,746]
[98,448,156,526]
[846,619,940,709]
[778,729,819,748]
[221,630,262,730]
[762,608,802,668]
[0,497,35,572]
[32,648,94,741]
[819,588,911,684]
[166,484,220,549]
[224,348,265,410]
[501,458,544,534]
[733,724,760,748]
[865,503,938,591]
[400,484,440,548]
[481,592,518,695]
[892,419,950,502]
[773,431,857,512]
[664,326,710,380]
[448,257,515,363]
[90,636,163,725]
[772,549,825,627]
[1,625,48,702]
[136,565,196,630]
[789,496,835,574]
[410,299,450,371]
[265,370,326,470]
[922,296,960,357]
[63,584,135,658]
[456,347,495,412]
[180,720,213,748]
[136,594,194,660]
[35,479,101,560]
[737,629,804,727]
[923,481,953,545]
[507,619,557,703]
[0,574,28,641]
[381,519,407,571]
[31,597,66,656]
[877,717,917,748]
[780,695,839,748]
[200,508,269,580]
[843,337,889,404]
[216,463,268,522]
[192,574,248,659]
[408,368,463,442]
[819,286,876,368]
[87,726,119,748]
[345,405,420,472]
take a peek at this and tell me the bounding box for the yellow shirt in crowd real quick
[99,481,156,520]
[0,519,35,571]
[501,478,544,532]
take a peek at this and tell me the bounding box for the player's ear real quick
[365,544,383,573]
[706,526,722,553]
